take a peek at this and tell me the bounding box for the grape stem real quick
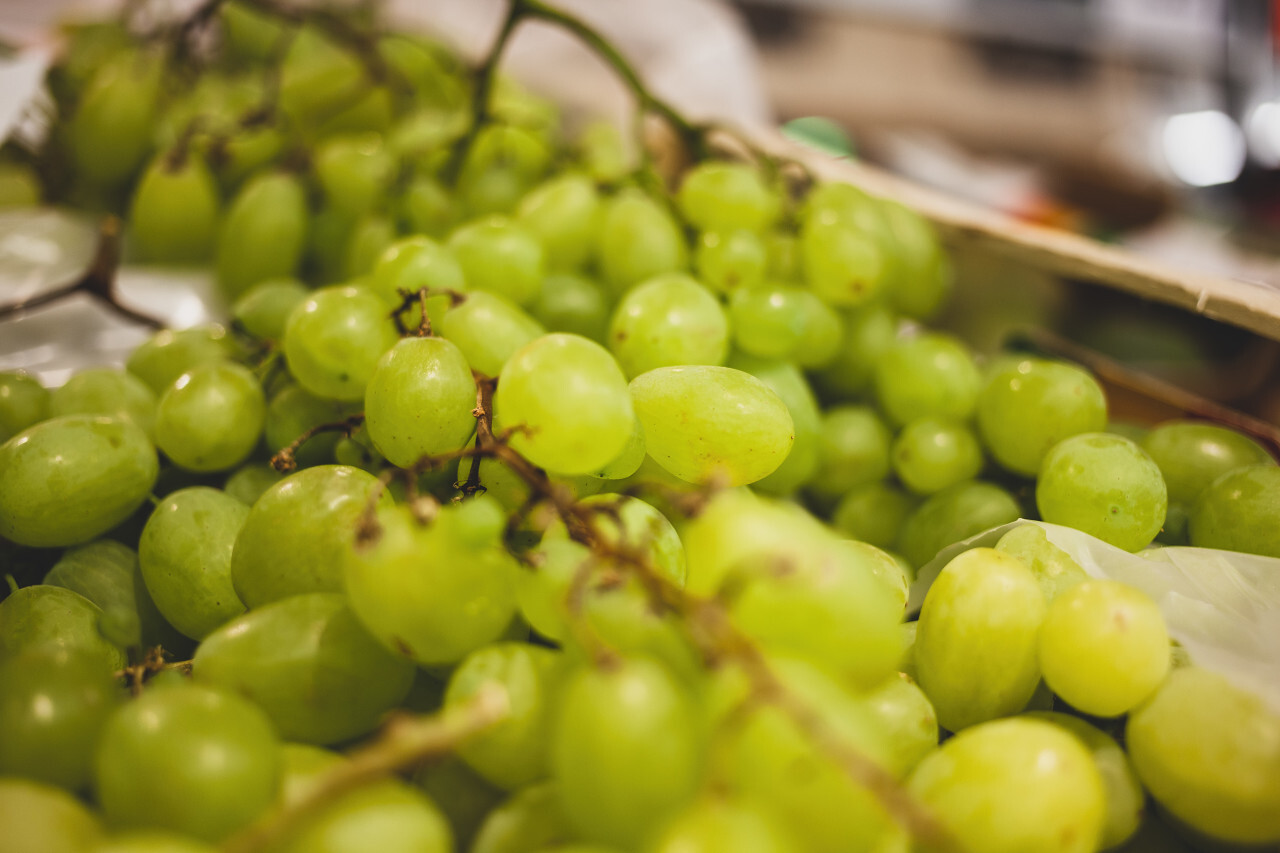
[221,685,511,853]
[389,287,466,337]
[270,414,367,473]
[0,216,165,329]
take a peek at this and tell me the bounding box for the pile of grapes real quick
[2,2,1279,852]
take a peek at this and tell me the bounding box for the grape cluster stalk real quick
[1,2,1279,853]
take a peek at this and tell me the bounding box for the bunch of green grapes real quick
[2,2,1279,853]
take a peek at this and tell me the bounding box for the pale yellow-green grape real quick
[705,657,901,853]
[695,229,768,295]
[873,332,982,427]
[1142,420,1274,506]
[908,717,1106,853]
[216,171,308,298]
[859,674,938,777]
[517,172,601,271]
[550,658,702,848]
[648,797,800,853]
[368,235,468,332]
[272,780,452,853]
[344,499,518,665]
[494,333,634,476]
[0,778,103,853]
[314,133,395,219]
[0,585,127,674]
[471,782,573,853]
[1127,666,1280,846]
[342,213,396,280]
[679,489,819,596]
[49,367,156,438]
[449,216,546,306]
[800,217,884,307]
[193,593,414,745]
[456,124,552,217]
[677,161,779,234]
[880,199,951,321]
[439,291,546,377]
[363,336,478,468]
[444,642,566,790]
[576,120,631,184]
[154,362,266,473]
[531,272,612,343]
[608,273,729,378]
[129,154,220,264]
[1189,464,1280,557]
[994,523,1088,603]
[840,539,910,613]
[591,415,646,480]
[69,53,161,188]
[915,548,1046,731]
[0,371,50,442]
[283,285,400,402]
[890,416,983,495]
[629,365,793,486]
[1027,711,1144,849]
[0,415,158,548]
[1039,579,1170,717]
[597,188,689,295]
[126,325,236,395]
[726,353,821,497]
[790,290,844,369]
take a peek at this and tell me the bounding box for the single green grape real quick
[725,353,821,497]
[0,371,50,442]
[494,333,634,476]
[695,229,768,294]
[831,482,917,550]
[800,218,884,307]
[0,584,127,672]
[806,405,892,504]
[215,171,308,298]
[993,522,1088,602]
[881,199,951,320]
[859,674,939,777]
[676,161,778,233]
[1038,579,1170,717]
[282,285,400,402]
[1036,433,1167,552]
[608,273,728,378]
[273,779,453,853]
[232,279,309,341]
[69,55,161,188]
[727,282,809,359]
[907,717,1105,853]
[1189,464,1280,557]
[812,303,897,399]
[399,174,460,237]
[791,291,844,369]
[530,272,611,343]
[154,362,265,473]
[194,592,415,744]
[0,415,158,548]
[976,358,1108,477]
[516,172,601,271]
[49,368,157,438]
[576,120,631,183]
[449,215,546,306]
[438,291,546,377]
[649,797,800,853]
[129,154,220,264]
[138,486,248,640]
[597,189,688,295]
[126,325,235,395]
[891,416,984,495]
[873,332,982,426]
[0,778,104,853]
[44,539,175,651]
[314,132,395,218]
[367,235,467,331]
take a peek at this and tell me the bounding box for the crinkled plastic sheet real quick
[909,520,1280,714]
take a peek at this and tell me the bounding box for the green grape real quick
[540,493,687,586]
[126,325,235,395]
[342,213,396,280]
[439,291,546,377]
[314,133,395,218]
[413,756,504,850]
[265,383,354,468]
[283,285,400,402]
[69,54,160,187]
[812,303,897,399]
[129,154,220,264]
[517,172,601,271]
[449,216,546,306]
[880,200,951,320]
[597,189,688,294]
[1127,666,1280,846]
[444,642,565,790]
[896,479,1021,569]
[873,332,981,426]
[0,161,41,207]
[0,584,127,672]
[976,358,1109,476]
[0,647,118,790]
[806,405,892,504]
[629,365,793,486]
[591,415,645,479]
[576,120,631,184]
[0,778,103,853]
[695,229,768,294]
[400,174,459,237]
[608,273,728,377]
[494,333,634,475]
[94,683,281,842]
[154,362,265,473]
[679,489,818,596]
[231,464,388,607]
[891,416,983,495]
[649,797,799,853]
[307,206,356,285]
[344,499,518,665]
[1143,422,1273,505]
[216,171,308,298]
[231,278,308,341]
[377,35,467,112]
[219,0,291,63]
[790,291,844,369]
[799,218,884,307]
[994,522,1088,602]
[278,25,366,128]
[831,482,916,550]
[0,415,158,548]
[456,124,551,216]
[277,742,347,807]
[45,539,175,651]
[1037,433,1167,552]
[858,674,938,777]
[515,537,592,643]
[1189,464,1280,557]
[471,783,573,853]
[727,534,903,690]
[908,717,1105,853]
[368,235,467,331]
[1026,711,1144,849]
[551,658,702,848]
[705,657,901,853]
[677,161,778,233]
[194,592,414,744]
[223,462,283,505]
[1039,579,1170,717]
[0,371,49,442]
[363,336,477,468]
[139,486,248,640]
[274,780,452,853]
[728,283,808,359]
[49,368,157,438]
[915,548,1046,731]
[725,354,821,497]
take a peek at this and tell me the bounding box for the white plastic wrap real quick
[909,519,1280,714]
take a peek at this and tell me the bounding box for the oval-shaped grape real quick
[1189,464,1280,557]
[364,336,478,468]
[154,362,265,473]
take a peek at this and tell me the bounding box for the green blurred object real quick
[781,117,854,159]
